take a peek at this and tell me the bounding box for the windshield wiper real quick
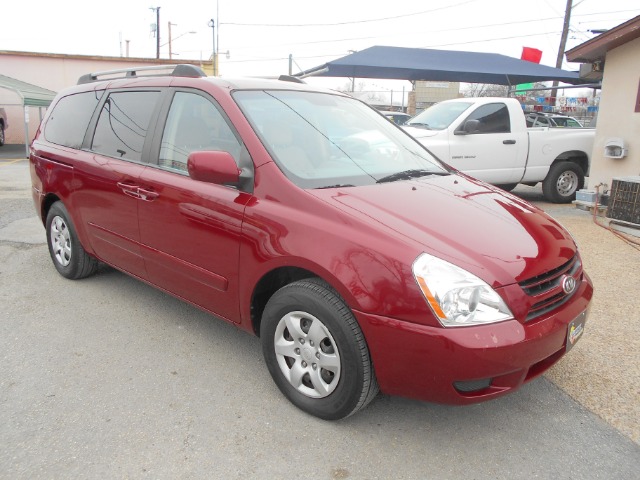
[376,169,448,184]
[317,184,355,189]
[406,122,431,129]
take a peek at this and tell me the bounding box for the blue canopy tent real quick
[295,46,586,86]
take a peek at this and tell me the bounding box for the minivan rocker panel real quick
[29,66,593,420]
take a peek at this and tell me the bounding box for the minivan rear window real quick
[44,91,102,149]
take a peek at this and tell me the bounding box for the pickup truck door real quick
[448,102,528,184]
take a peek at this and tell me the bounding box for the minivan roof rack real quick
[278,75,306,84]
[77,64,207,85]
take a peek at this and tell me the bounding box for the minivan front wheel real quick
[45,202,98,279]
[261,279,379,420]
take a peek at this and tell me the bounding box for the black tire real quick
[261,278,379,420]
[542,161,584,203]
[495,183,517,192]
[45,202,98,279]
[0,124,5,146]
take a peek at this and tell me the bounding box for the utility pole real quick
[150,7,161,59]
[208,19,216,76]
[556,0,573,70]
[348,50,357,92]
[551,0,573,104]
[156,7,161,59]
[168,22,176,59]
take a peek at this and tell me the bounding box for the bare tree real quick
[462,83,510,97]
[338,80,368,93]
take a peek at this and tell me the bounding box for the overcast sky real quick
[2,0,638,90]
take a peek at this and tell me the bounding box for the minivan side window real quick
[91,91,160,162]
[44,91,102,149]
[159,92,242,173]
[463,103,511,134]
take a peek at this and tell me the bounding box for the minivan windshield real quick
[234,90,448,189]
[406,101,473,130]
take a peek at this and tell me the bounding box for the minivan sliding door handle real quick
[116,181,141,198]
[137,188,159,201]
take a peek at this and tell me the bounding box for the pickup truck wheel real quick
[261,278,379,420]
[0,124,5,146]
[45,202,98,279]
[542,162,584,203]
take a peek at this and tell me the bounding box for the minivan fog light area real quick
[413,253,513,327]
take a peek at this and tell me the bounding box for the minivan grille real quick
[519,255,582,322]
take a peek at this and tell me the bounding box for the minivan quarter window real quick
[44,90,102,149]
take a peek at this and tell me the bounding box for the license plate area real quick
[566,310,587,352]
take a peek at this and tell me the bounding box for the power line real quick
[211,5,640,68]
[221,8,639,52]
[423,31,563,49]
[220,7,638,29]
[220,0,478,27]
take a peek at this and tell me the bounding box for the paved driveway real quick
[1,159,638,479]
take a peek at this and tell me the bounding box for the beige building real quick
[0,50,213,144]
[566,16,640,191]
[407,81,461,116]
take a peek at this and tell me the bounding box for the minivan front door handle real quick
[503,139,516,145]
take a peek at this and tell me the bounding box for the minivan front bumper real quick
[356,273,593,405]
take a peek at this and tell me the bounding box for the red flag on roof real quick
[521,47,543,64]
[515,47,543,95]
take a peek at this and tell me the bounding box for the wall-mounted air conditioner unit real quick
[579,62,604,81]
[607,176,640,225]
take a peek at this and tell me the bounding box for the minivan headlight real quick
[412,253,513,327]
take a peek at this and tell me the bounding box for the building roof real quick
[566,15,640,63]
[0,74,57,107]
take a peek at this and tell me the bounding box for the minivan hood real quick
[309,174,576,287]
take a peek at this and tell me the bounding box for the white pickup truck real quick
[403,97,595,203]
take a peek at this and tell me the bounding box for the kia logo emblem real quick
[561,275,577,295]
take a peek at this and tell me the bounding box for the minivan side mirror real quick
[187,151,241,185]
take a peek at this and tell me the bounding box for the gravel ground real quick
[513,184,640,445]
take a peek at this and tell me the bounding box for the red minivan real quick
[29,65,592,419]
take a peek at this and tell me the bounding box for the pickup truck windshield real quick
[234,90,448,189]
[406,101,473,130]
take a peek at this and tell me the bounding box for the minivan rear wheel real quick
[45,202,98,279]
[261,278,378,420]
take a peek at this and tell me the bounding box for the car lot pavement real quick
[1,153,639,479]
